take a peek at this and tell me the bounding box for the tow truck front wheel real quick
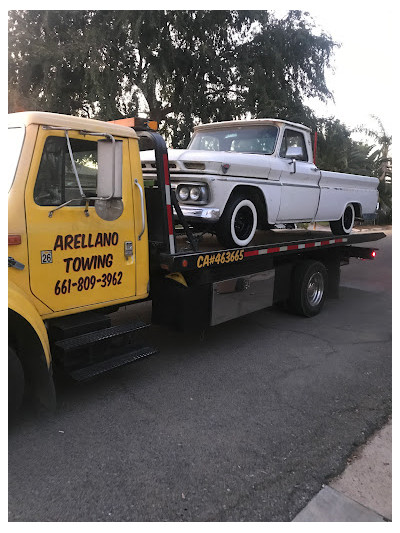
[8,346,25,415]
[289,260,328,317]
[216,195,258,248]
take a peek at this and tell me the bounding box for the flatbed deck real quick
[159,229,386,272]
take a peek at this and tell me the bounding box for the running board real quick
[55,321,149,352]
[68,345,158,382]
[52,320,157,379]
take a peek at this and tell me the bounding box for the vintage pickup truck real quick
[141,119,379,247]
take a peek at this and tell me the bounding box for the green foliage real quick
[315,118,376,175]
[357,116,392,224]
[8,10,336,146]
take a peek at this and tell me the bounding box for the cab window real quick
[188,125,278,154]
[34,136,98,206]
[279,129,307,161]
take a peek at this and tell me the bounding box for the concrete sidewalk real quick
[293,419,392,521]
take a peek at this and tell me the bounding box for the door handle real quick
[134,178,146,241]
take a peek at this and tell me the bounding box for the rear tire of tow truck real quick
[216,194,258,248]
[288,260,328,317]
[330,204,355,236]
[8,346,25,416]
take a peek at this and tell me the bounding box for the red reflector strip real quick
[8,234,21,245]
[163,154,170,186]
[241,237,347,258]
[166,204,174,235]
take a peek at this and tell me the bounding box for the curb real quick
[292,419,392,522]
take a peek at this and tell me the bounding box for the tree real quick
[314,117,376,176]
[8,10,336,146]
[356,115,392,187]
[356,116,392,223]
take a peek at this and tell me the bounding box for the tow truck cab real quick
[8,112,150,316]
[8,112,153,410]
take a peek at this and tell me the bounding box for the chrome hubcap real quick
[306,272,324,306]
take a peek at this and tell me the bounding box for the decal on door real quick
[51,231,123,295]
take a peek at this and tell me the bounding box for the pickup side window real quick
[279,129,307,161]
[34,136,98,206]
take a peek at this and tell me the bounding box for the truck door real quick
[276,128,320,221]
[25,127,137,313]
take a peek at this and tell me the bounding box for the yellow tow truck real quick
[8,112,385,413]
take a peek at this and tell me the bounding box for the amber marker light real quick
[8,234,21,245]
[108,117,158,130]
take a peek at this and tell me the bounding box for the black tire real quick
[288,260,328,317]
[8,346,25,414]
[330,204,355,235]
[216,194,258,248]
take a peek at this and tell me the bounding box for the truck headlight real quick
[190,187,201,201]
[178,186,190,201]
[177,184,209,204]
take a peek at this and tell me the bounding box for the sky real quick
[291,4,395,136]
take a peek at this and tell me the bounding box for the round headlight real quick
[178,186,190,201]
[190,186,201,201]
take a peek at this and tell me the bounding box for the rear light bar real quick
[108,117,158,131]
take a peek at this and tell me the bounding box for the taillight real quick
[8,234,21,245]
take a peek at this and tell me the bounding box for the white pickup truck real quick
[141,119,379,248]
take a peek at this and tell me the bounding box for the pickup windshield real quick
[8,126,25,190]
[188,125,278,154]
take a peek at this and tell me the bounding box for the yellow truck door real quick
[25,127,137,313]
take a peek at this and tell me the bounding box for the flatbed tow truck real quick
[8,112,385,413]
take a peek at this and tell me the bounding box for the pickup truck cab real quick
[141,119,379,247]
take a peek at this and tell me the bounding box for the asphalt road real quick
[8,229,392,522]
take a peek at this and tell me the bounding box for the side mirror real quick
[286,146,304,160]
[97,139,123,199]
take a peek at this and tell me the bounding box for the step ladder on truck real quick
[8,112,386,413]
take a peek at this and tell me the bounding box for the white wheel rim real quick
[230,199,257,246]
[342,204,355,233]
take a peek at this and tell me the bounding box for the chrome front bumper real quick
[174,206,221,222]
